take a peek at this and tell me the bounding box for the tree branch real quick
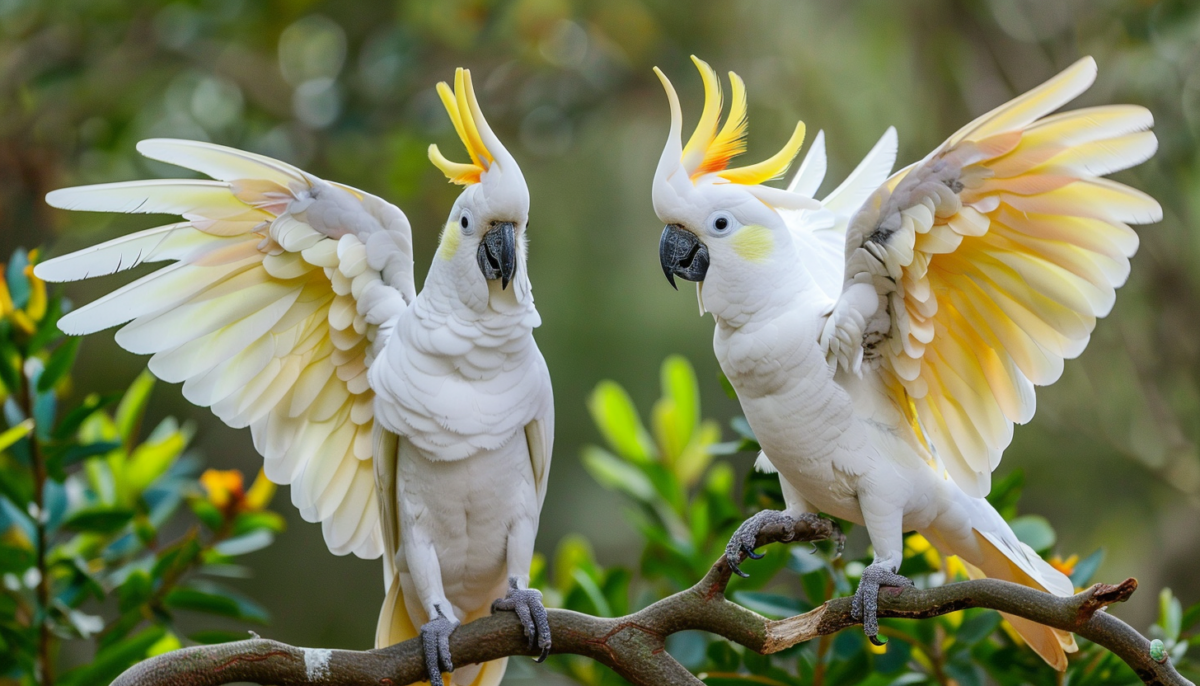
[112,517,1193,686]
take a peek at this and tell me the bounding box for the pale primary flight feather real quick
[650,55,1160,671]
[40,139,416,559]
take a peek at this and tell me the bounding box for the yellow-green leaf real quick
[147,631,182,657]
[673,419,721,486]
[0,418,34,452]
[581,446,656,503]
[115,371,156,444]
[124,431,186,495]
[587,380,656,463]
[552,534,597,592]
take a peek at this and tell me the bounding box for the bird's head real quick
[652,57,821,317]
[428,68,531,307]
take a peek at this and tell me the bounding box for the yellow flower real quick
[1049,554,1078,577]
[243,469,276,511]
[200,469,245,509]
[0,278,12,317]
[905,533,941,570]
[23,259,46,323]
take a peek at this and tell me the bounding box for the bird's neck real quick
[706,244,825,334]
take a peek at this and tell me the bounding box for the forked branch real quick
[111,518,1192,686]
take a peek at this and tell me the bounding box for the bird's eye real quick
[708,211,737,234]
[458,209,474,233]
[460,215,469,229]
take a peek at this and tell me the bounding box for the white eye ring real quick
[458,209,475,234]
[707,211,738,235]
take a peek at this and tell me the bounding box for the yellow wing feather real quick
[844,57,1161,498]
[38,139,416,559]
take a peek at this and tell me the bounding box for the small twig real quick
[108,517,1192,686]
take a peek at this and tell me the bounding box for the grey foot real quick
[851,561,914,645]
[725,510,843,577]
[419,607,458,686]
[492,577,551,662]
[726,510,796,578]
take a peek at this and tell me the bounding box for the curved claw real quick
[492,578,551,661]
[419,607,458,686]
[853,562,912,645]
[726,556,751,578]
[742,544,765,560]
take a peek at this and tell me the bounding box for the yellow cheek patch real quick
[731,224,774,263]
[437,221,460,260]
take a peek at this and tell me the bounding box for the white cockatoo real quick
[36,68,553,686]
[652,56,1159,668]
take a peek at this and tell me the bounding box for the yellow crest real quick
[664,56,807,186]
[429,68,495,186]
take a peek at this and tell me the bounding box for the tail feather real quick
[970,529,1078,670]
[374,574,509,686]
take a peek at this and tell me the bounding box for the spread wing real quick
[839,57,1161,497]
[37,139,416,558]
[780,128,899,300]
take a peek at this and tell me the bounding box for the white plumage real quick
[652,56,1160,670]
[40,68,552,686]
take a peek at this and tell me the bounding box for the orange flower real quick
[1049,554,1078,577]
[200,469,245,509]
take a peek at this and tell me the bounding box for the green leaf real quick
[552,534,598,592]
[56,440,121,468]
[0,337,20,396]
[1180,600,1200,634]
[36,337,81,393]
[651,356,700,464]
[581,446,656,503]
[54,392,121,440]
[232,510,286,536]
[731,591,809,619]
[115,370,156,444]
[213,530,274,557]
[6,249,29,309]
[1160,588,1182,642]
[986,470,1024,520]
[1009,515,1055,553]
[147,631,182,657]
[62,506,135,534]
[717,371,738,400]
[164,586,268,622]
[125,431,186,494]
[706,640,740,672]
[674,420,720,487]
[118,571,153,613]
[190,499,224,531]
[570,567,612,616]
[1070,548,1104,588]
[587,380,656,463]
[58,626,166,686]
[0,419,33,453]
[954,609,1002,645]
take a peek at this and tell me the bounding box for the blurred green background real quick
[3,0,1198,660]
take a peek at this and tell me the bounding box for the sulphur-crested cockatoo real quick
[652,56,1159,668]
[37,68,553,686]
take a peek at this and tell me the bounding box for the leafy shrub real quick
[0,248,284,686]
[537,355,1200,686]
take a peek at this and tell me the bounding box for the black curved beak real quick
[659,224,708,290]
[478,221,516,289]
